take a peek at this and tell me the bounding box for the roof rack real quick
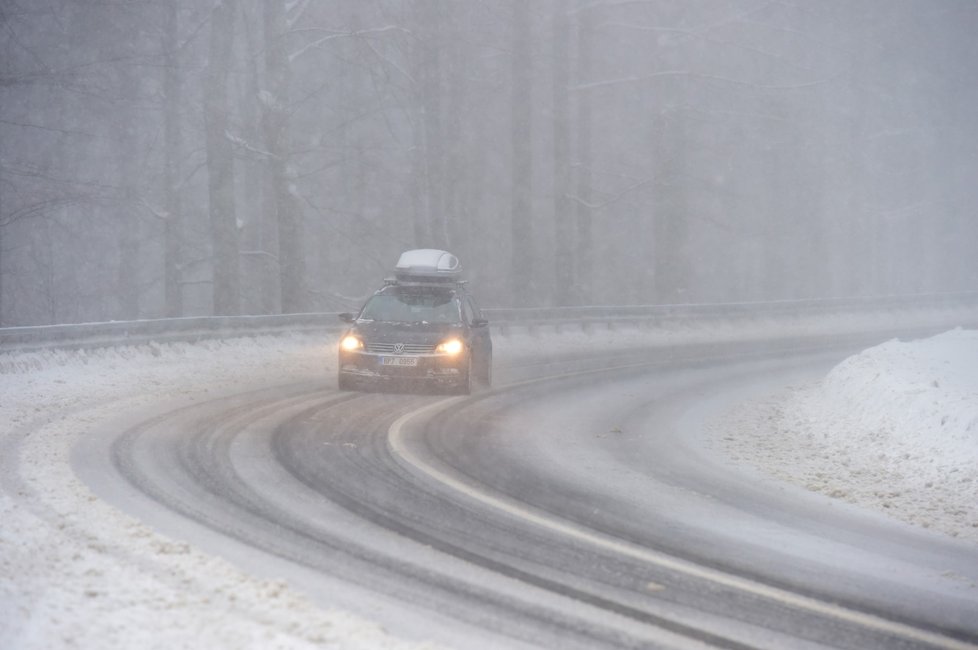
[392,249,463,285]
[384,277,468,289]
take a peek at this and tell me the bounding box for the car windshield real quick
[358,290,460,324]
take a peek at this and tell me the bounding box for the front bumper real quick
[338,351,466,384]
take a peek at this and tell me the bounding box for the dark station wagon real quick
[337,250,492,394]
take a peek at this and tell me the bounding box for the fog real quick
[1,1,976,326]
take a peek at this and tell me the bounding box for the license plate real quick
[381,356,418,367]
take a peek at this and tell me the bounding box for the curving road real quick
[74,336,978,649]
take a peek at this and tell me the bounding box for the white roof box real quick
[394,249,461,283]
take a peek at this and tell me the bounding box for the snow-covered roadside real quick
[1,334,442,650]
[720,329,978,543]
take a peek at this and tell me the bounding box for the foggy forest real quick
[1,0,976,327]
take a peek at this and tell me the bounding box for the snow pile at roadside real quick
[1,334,440,650]
[725,329,978,542]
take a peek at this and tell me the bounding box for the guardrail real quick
[0,313,345,353]
[484,291,978,332]
[2,291,977,353]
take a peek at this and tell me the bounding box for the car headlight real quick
[435,338,464,355]
[340,335,363,351]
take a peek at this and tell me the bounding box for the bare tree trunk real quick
[116,201,140,318]
[510,1,534,305]
[573,9,594,305]
[652,25,689,304]
[652,110,689,304]
[162,0,183,317]
[0,9,6,325]
[0,189,5,326]
[263,0,304,314]
[204,0,240,316]
[552,4,573,306]
[408,4,433,248]
[418,0,447,248]
[242,0,278,315]
[116,73,141,320]
[410,129,432,246]
[443,3,465,255]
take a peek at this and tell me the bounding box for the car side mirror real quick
[472,318,489,328]
[338,312,355,323]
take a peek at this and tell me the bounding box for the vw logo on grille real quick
[393,342,405,354]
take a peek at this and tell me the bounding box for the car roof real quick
[376,283,467,297]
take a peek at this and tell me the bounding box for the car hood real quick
[351,321,465,344]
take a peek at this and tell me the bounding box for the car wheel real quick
[338,372,356,392]
[454,357,472,395]
[479,352,492,388]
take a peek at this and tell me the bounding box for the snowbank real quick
[723,329,978,542]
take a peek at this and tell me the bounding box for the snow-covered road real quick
[1,336,429,650]
[1,311,976,649]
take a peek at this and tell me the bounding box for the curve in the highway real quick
[75,339,978,649]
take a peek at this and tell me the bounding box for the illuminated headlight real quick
[340,335,363,351]
[435,339,464,355]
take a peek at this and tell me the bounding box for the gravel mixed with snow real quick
[721,328,978,543]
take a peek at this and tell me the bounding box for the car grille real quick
[365,342,436,354]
